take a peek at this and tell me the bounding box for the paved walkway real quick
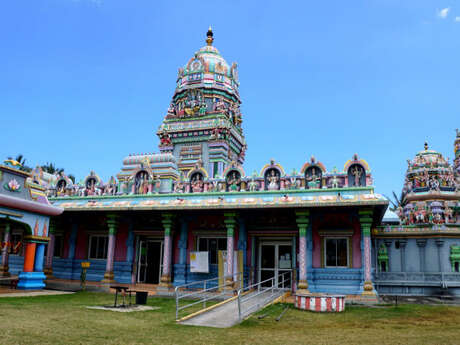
[180,289,284,328]
[0,290,74,298]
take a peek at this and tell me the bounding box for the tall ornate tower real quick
[455,129,460,176]
[157,28,246,178]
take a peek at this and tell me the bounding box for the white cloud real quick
[437,8,450,19]
[455,17,460,22]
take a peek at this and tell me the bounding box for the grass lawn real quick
[0,292,459,345]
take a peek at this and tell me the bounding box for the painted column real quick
[23,242,37,272]
[416,239,427,272]
[295,210,310,294]
[435,239,444,272]
[175,217,188,285]
[359,209,376,296]
[399,240,407,272]
[18,239,46,290]
[224,212,237,289]
[102,214,118,283]
[44,221,56,277]
[0,223,11,277]
[160,214,174,287]
[126,222,136,284]
[237,218,247,268]
[384,240,392,272]
[34,243,46,272]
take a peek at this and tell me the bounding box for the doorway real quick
[137,240,163,284]
[258,241,292,289]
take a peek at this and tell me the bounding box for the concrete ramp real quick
[179,289,285,328]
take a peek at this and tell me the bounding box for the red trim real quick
[0,194,63,216]
[315,298,321,312]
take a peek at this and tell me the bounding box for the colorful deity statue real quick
[351,166,362,187]
[331,175,340,189]
[191,174,204,193]
[227,172,241,192]
[267,170,280,190]
[307,168,321,189]
[248,178,258,192]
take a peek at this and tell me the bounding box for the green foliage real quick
[1,293,460,345]
[7,154,32,172]
[386,190,407,212]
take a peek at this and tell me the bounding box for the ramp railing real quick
[175,272,243,320]
[237,271,291,322]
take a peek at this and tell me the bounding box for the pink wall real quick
[351,219,362,268]
[311,214,362,268]
[74,228,87,260]
[114,224,128,262]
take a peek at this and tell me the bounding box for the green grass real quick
[0,292,459,344]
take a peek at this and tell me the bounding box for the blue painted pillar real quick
[34,243,46,272]
[68,222,78,280]
[238,218,247,286]
[237,218,247,267]
[179,219,188,265]
[68,223,78,260]
[174,217,188,286]
[126,223,134,264]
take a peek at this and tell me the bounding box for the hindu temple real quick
[1,28,459,298]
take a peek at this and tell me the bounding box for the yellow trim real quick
[24,235,50,242]
[177,290,252,323]
[0,210,24,218]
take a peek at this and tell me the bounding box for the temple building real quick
[1,29,459,297]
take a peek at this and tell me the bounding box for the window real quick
[213,162,219,178]
[325,238,348,267]
[198,237,227,265]
[88,235,108,259]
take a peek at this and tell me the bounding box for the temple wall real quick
[374,237,460,295]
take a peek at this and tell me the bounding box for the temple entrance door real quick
[137,240,163,284]
[259,241,292,289]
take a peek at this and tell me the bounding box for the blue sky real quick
[1,0,459,200]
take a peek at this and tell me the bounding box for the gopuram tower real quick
[157,28,246,178]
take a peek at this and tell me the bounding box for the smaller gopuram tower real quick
[156,27,246,179]
[454,129,460,177]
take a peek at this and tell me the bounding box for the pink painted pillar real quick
[160,214,174,287]
[44,234,55,276]
[224,213,237,288]
[364,236,371,281]
[0,223,11,277]
[359,210,375,295]
[296,210,310,293]
[44,221,56,277]
[102,215,118,283]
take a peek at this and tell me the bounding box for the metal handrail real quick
[237,271,291,322]
[175,272,244,320]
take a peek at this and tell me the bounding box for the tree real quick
[7,154,32,172]
[41,162,64,175]
[386,190,407,212]
[41,162,76,184]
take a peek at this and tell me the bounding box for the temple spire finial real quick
[424,142,428,150]
[206,26,214,46]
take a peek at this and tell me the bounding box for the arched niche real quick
[347,164,366,187]
[226,170,241,192]
[264,168,281,191]
[85,177,98,189]
[305,166,323,189]
[190,171,205,193]
[56,179,67,193]
[134,170,150,194]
